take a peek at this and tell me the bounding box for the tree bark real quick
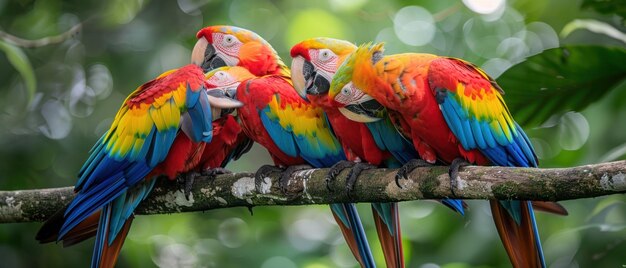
[1,160,625,224]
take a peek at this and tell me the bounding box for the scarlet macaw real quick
[290,38,467,268]
[36,64,243,268]
[191,26,376,267]
[327,43,562,267]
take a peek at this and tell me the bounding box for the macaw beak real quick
[337,98,384,123]
[291,56,309,100]
[192,38,227,73]
[206,86,243,119]
[203,44,227,72]
[291,56,330,100]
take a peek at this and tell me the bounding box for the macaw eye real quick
[223,35,237,46]
[341,86,351,96]
[318,49,334,62]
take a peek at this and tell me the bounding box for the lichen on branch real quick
[1,161,625,224]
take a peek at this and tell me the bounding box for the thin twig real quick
[0,23,82,48]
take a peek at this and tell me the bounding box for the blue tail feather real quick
[527,201,546,268]
[330,203,375,268]
[91,204,111,268]
[371,203,395,235]
[441,199,465,215]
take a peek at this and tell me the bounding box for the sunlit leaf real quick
[497,45,626,127]
[561,19,626,44]
[582,0,626,18]
[0,40,36,104]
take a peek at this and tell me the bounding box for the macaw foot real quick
[177,171,201,201]
[345,163,376,197]
[254,165,283,193]
[279,165,312,193]
[325,160,356,191]
[201,167,232,178]
[448,158,470,197]
[395,159,432,188]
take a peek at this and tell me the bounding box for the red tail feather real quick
[330,209,365,267]
[531,201,568,216]
[62,211,100,247]
[490,200,542,268]
[99,217,134,268]
[372,204,404,268]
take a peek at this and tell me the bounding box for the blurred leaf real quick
[0,40,36,103]
[599,142,626,162]
[582,0,626,18]
[102,0,148,26]
[285,9,350,48]
[498,45,626,127]
[561,19,626,44]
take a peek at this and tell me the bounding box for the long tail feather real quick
[36,204,71,244]
[92,204,112,268]
[62,211,100,247]
[440,199,466,215]
[36,205,100,246]
[490,200,546,268]
[372,202,404,268]
[531,201,568,216]
[100,216,133,268]
[91,204,134,268]
[330,203,375,268]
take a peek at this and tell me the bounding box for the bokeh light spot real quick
[88,64,114,100]
[329,0,367,12]
[286,9,349,48]
[39,100,72,140]
[481,58,512,78]
[177,0,211,15]
[217,217,250,248]
[558,112,590,150]
[393,6,435,46]
[463,0,505,15]
[261,256,297,268]
[153,243,198,268]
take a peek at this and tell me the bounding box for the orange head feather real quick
[328,42,385,105]
[193,25,289,78]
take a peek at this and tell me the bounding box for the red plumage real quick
[309,96,388,165]
[198,115,249,169]
[236,76,306,167]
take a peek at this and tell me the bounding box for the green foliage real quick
[1,0,626,267]
[0,40,36,103]
[582,0,626,18]
[499,45,626,127]
[561,19,626,44]
[285,9,351,48]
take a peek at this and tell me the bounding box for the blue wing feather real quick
[183,86,214,143]
[61,88,210,243]
[259,107,345,168]
[260,107,299,157]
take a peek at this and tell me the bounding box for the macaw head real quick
[328,43,386,123]
[192,25,288,77]
[290,38,356,103]
[204,66,255,118]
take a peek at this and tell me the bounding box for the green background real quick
[1,0,626,267]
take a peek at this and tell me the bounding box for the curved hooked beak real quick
[206,86,243,119]
[338,97,384,123]
[291,56,330,100]
[192,38,227,72]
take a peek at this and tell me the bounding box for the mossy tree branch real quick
[1,161,625,224]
